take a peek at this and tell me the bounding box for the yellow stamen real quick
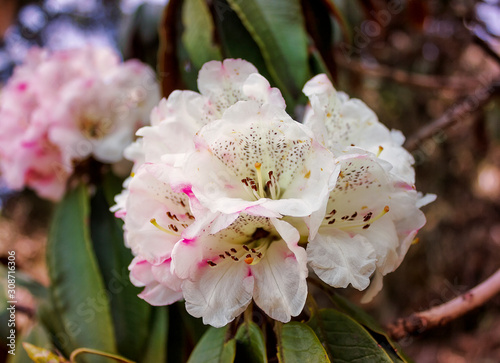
[150,218,177,236]
[244,257,254,265]
[412,237,420,245]
[254,162,265,198]
[341,206,390,230]
[376,146,384,157]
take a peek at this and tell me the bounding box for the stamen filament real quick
[327,206,390,230]
[150,218,178,236]
[255,162,265,198]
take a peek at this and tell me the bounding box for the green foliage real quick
[181,0,222,70]
[308,309,395,362]
[7,324,54,363]
[90,185,151,362]
[235,321,267,363]
[187,326,236,363]
[276,321,330,363]
[46,184,116,362]
[225,0,310,110]
[142,307,169,363]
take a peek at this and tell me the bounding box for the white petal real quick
[360,270,384,304]
[307,229,376,290]
[125,165,192,263]
[356,217,399,274]
[242,73,286,109]
[183,260,254,328]
[139,283,183,306]
[252,240,308,322]
[198,59,258,114]
[129,256,155,287]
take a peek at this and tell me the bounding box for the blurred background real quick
[0,0,499,362]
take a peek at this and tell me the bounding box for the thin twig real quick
[387,268,500,340]
[334,50,482,92]
[404,78,500,151]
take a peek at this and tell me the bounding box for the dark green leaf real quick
[226,0,311,110]
[212,0,273,83]
[90,187,151,362]
[308,309,395,362]
[235,321,267,363]
[276,321,330,363]
[142,307,168,363]
[330,293,387,336]
[187,326,236,363]
[47,184,116,363]
[329,294,408,362]
[181,0,222,70]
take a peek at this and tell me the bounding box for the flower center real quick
[241,162,281,200]
[79,113,112,139]
[206,227,272,267]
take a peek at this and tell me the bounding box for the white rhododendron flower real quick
[114,58,434,327]
[0,46,160,200]
[302,75,436,302]
[303,74,416,184]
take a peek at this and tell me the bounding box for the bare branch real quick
[387,268,500,340]
[404,79,500,151]
[334,51,483,92]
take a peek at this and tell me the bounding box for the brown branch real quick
[473,34,500,66]
[387,268,500,340]
[404,78,500,151]
[334,50,482,92]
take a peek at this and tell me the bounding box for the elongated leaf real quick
[212,0,273,82]
[235,321,267,363]
[187,326,236,363]
[142,307,168,363]
[276,322,330,363]
[308,309,395,362]
[182,0,222,70]
[226,0,311,109]
[90,187,151,362]
[47,184,116,363]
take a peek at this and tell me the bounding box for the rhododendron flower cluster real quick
[0,46,160,200]
[114,59,434,327]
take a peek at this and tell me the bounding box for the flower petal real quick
[307,229,376,290]
[252,240,308,322]
[182,260,254,327]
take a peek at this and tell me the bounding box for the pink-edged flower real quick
[172,215,307,327]
[178,100,336,231]
[0,46,159,200]
[302,75,435,302]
